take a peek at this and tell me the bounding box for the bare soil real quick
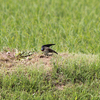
[0,49,57,73]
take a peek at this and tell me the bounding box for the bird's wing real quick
[48,48,58,54]
[42,44,55,47]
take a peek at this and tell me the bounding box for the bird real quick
[41,44,58,56]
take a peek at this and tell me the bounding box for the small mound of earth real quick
[0,49,53,71]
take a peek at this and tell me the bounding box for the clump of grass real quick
[0,67,52,99]
[52,53,100,84]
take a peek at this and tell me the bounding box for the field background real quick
[0,0,100,53]
[0,0,100,99]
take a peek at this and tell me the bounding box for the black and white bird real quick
[41,44,58,56]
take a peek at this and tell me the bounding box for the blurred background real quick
[0,0,100,54]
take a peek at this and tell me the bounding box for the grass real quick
[0,0,100,99]
[0,0,100,53]
[0,53,100,99]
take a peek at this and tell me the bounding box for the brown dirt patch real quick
[0,49,55,73]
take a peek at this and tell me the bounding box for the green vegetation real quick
[0,0,100,99]
[0,0,100,53]
[0,53,100,99]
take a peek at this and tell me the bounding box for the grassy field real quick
[0,0,100,53]
[0,0,100,99]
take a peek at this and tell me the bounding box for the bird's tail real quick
[48,48,58,55]
[53,50,58,54]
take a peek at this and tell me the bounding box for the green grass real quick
[0,0,100,99]
[0,54,100,99]
[0,0,100,53]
